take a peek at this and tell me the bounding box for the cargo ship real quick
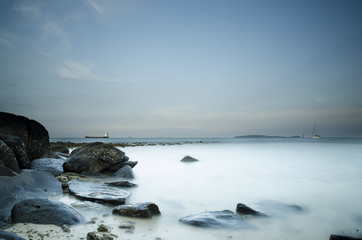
[85,132,109,138]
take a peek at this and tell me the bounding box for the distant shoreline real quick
[234,135,302,139]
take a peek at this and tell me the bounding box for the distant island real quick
[234,135,302,139]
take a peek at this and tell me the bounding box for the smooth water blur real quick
[59,138,362,239]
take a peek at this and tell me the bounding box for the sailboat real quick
[312,124,321,138]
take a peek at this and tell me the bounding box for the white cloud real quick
[58,61,123,82]
[85,0,104,15]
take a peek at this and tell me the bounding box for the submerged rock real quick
[330,235,362,240]
[113,202,160,218]
[114,165,134,179]
[31,158,65,176]
[258,201,304,217]
[11,198,84,226]
[0,230,26,240]
[0,171,62,225]
[180,156,199,162]
[68,179,131,205]
[179,210,253,229]
[105,180,137,188]
[63,142,129,173]
[236,203,269,218]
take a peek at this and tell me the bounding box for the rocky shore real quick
[1,111,361,240]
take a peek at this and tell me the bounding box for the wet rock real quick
[0,166,17,176]
[97,224,110,232]
[179,210,253,229]
[0,171,62,225]
[0,134,30,169]
[0,230,26,240]
[119,221,135,230]
[0,112,50,161]
[258,201,304,217]
[63,142,129,173]
[68,179,131,205]
[11,198,84,226]
[71,201,104,211]
[105,180,137,188]
[180,156,199,162]
[113,202,160,218]
[329,235,362,240]
[236,203,269,218]
[114,165,134,179]
[31,158,65,176]
[51,145,69,154]
[0,139,19,172]
[62,224,71,232]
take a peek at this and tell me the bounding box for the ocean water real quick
[55,138,362,239]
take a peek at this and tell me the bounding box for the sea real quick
[51,137,362,240]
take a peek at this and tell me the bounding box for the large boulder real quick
[0,171,62,225]
[0,140,19,172]
[112,202,160,218]
[0,134,30,169]
[63,143,129,173]
[179,210,254,229]
[0,112,50,161]
[31,158,65,176]
[68,179,131,205]
[330,235,362,240]
[11,198,84,226]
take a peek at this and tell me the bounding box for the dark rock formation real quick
[179,210,253,229]
[0,171,62,225]
[0,112,50,161]
[105,180,137,188]
[50,145,69,154]
[31,158,65,176]
[63,142,129,173]
[68,179,131,205]
[180,156,199,162]
[112,202,160,218]
[236,203,269,218]
[330,235,362,240]
[0,140,19,172]
[114,165,134,179]
[0,166,18,176]
[0,230,26,240]
[0,134,29,169]
[11,198,84,226]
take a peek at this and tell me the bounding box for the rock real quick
[180,156,199,162]
[118,221,135,230]
[105,180,137,188]
[0,140,19,172]
[236,203,269,218]
[0,166,18,176]
[31,158,65,176]
[97,224,110,232]
[87,232,101,240]
[179,210,253,229]
[0,134,30,169]
[51,145,69,154]
[0,171,62,225]
[113,202,160,218]
[63,142,129,173]
[11,198,84,226]
[0,112,50,161]
[258,201,304,217]
[62,224,71,232]
[330,235,362,240]
[114,165,134,179]
[0,230,26,240]
[68,179,131,205]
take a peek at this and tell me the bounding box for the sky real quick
[1,0,362,138]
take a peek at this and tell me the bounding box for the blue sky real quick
[1,0,362,137]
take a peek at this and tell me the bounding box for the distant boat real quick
[312,124,321,138]
[85,132,109,138]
